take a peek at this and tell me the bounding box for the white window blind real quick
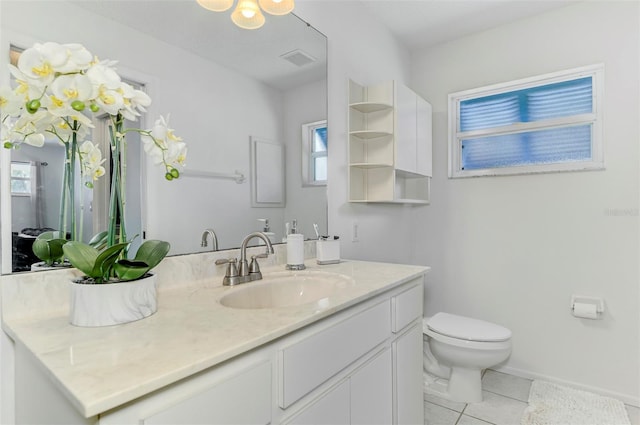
[449,65,603,177]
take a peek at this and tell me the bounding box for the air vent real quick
[280,49,316,67]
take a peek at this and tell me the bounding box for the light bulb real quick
[258,0,294,16]
[231,0,265,29]
[196,0,234,12]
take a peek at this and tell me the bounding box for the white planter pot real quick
[31,261,71,271]
[69,273,158,327]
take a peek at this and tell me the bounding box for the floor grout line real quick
[482,387,530,404]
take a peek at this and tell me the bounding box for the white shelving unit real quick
[348,79,432,204]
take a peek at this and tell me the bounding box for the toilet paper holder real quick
[570,295,605,316]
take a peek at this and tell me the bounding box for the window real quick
[449,65,603,178]
[302,120,327,186]
[11,161,32,196]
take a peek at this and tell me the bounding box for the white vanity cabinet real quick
[138,361,272,425]
[13,277,424,425]
[348,79,432,204]
[287,347,392,425]
[279,278,423,425]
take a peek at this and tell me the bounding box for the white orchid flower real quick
[85,60,125,114]
[0,86,24,117]
[141,116,186,173]
[131,88,151,109]
[86,60,122,90]
[4,110,51,147]
[166,141,188,167]
[119,83,152,121]
[56,43,93,73]
[8,65,46,100]
[119,83,140,121]
[50,74,95,109]
[17,42,68,85]
[78,140,106,181]
[42,94,78,118]
[96,86,125,115]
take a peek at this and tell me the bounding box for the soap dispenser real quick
[286,219,305,270]
[257,219,275,244]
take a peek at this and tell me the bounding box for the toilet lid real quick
[427,312,511,342]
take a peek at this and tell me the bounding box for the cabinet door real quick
[351,348,392,425]
[144,362,271,425]
[287,381,350,425]
[416,97,432,177]
[395,83,417,174]
[279,300,390,408]
[393,323,424,425]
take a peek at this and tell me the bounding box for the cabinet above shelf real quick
[349,102,393,113]
[348,78,432,205]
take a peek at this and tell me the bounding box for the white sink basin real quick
[218,271,355,309]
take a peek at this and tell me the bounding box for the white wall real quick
[295,1,417,263]
[410,1,639,405]
[283,78,328,239]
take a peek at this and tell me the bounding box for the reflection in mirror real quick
[302,120,328,187]
[251,138,285,208]
[4,44,145,272]
[0,0,328,274]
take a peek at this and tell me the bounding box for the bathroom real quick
[0,0,638,424]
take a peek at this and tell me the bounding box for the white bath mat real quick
[521,380,630,425]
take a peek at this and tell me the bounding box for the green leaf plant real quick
[31,231,68,267]
[62,239,170,284]
[32,230,109,267]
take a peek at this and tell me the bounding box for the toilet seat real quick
[426,312,511,342]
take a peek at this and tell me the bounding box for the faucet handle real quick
[248,255,263,281]
[215,258,239,278]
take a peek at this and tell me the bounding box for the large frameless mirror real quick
[0,0,328,274]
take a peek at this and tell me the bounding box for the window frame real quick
[448,64,604,178]
[10,161,32,197]
[301,120,327,187]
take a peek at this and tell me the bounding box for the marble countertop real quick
[2,259,428,418]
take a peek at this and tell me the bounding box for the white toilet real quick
[422,312,512,403]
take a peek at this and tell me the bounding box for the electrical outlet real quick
[352,221,359,242]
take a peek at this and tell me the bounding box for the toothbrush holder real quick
[316,239,340,265]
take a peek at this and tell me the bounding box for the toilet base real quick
[423,368,483,403]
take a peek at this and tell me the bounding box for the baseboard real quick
[492,365,640,408]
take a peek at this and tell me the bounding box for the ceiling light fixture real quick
[196,0,234,12]
[197,0,294,30]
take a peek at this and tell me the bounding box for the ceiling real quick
[71,0,579,90]
[359,0,580,51]
[71,0,327,91]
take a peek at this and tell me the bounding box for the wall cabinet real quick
[14,278,424,425]
[348,79,432,204]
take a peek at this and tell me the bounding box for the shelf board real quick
[349,102,393,113]
[349,198,430,205]
[349,163,393,169]
[395,169,431,179]
[391,199,430,205]
[349,130,393,140]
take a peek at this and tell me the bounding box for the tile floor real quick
[424,369,640,425]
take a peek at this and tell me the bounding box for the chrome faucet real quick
[215,231,274,286]
[201,228,219,251]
